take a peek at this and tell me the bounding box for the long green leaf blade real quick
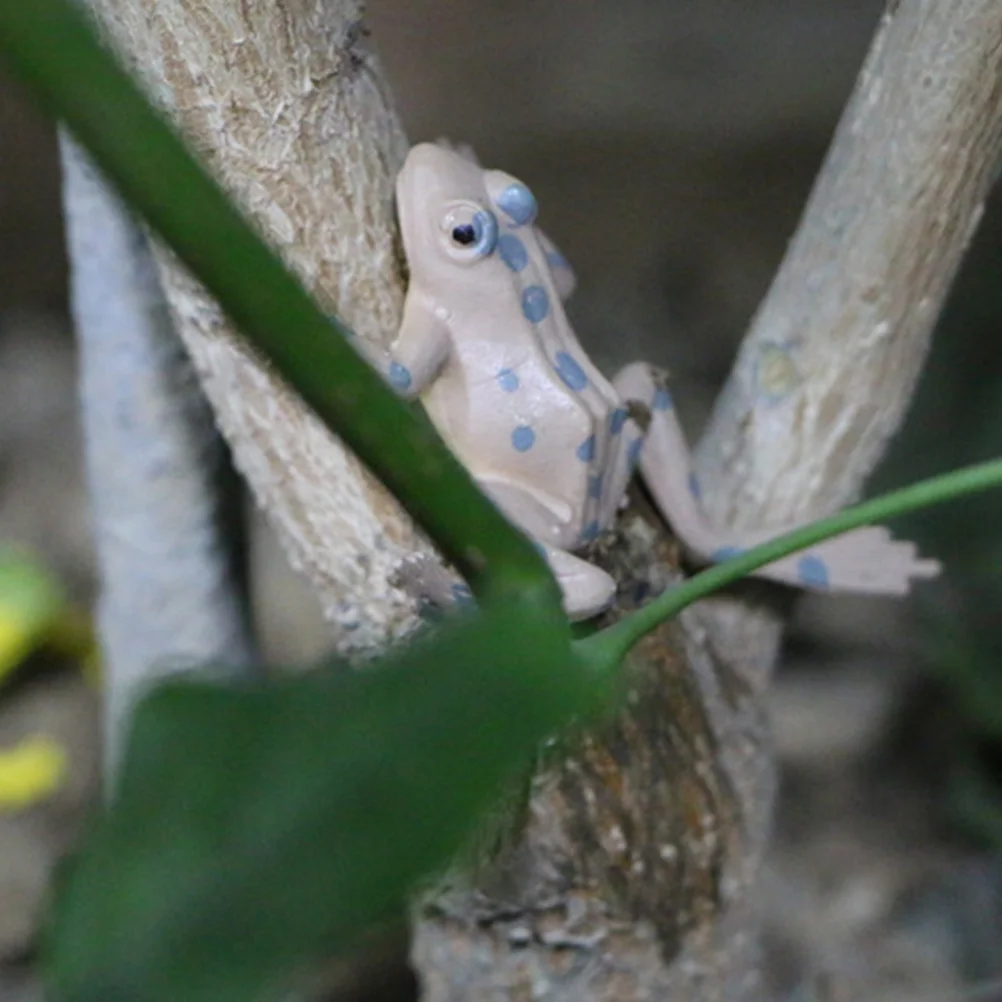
[0,0,556,607]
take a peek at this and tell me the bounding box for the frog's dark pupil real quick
[452,224,477,246]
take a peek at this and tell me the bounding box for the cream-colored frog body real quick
[386,142,940,620]
[393,144,643,613]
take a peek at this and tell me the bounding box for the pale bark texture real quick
[696,3,1002,533]
[84,0,435,655]
[73,0,1002,1000]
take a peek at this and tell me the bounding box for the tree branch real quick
[83,0,441,654]
[696,0,1002,530]
[674,2,1002,993]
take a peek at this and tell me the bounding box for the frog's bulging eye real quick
[443,205,498,259]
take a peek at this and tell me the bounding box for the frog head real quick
[396,142,539,290]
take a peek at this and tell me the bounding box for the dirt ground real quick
[2,1,1002,999]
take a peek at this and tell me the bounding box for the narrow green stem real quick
[579,458,1002,669]
[0,0,558,609]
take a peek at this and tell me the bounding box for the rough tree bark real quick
[80,0,433,655]
[69,1,1002,1000]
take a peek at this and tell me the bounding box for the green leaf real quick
[0,546,65,683]
[0,0,558,610]
[581,457,1002,669]
[44,606,596,1002]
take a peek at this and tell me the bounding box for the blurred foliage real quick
[0,736,67,810]
[0,546,82,810]
[0,545,65,683]
[44,603,603,1002]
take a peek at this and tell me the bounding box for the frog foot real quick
[779,526,940,595]
[714,525,941,595]
[543,547,617,621]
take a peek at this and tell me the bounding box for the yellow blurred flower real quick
[0,735,68,810]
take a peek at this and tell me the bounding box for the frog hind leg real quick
[594,402,646,534]
[611,363,719,551]
[477,478,617,620]
[544,545,618,621]
[612,362,940,595]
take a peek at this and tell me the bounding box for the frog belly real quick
[422,360,604,549]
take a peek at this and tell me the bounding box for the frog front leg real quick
[350,291,451,398]
[391,292,453,395]
[613,362,940,595]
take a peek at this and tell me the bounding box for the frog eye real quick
[442,204,498,259]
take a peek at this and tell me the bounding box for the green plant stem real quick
[0,0,558,610]
[579,458,1002,670]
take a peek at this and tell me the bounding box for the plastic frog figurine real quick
[361,141,939,620]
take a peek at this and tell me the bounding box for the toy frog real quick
[361,141,939,620]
